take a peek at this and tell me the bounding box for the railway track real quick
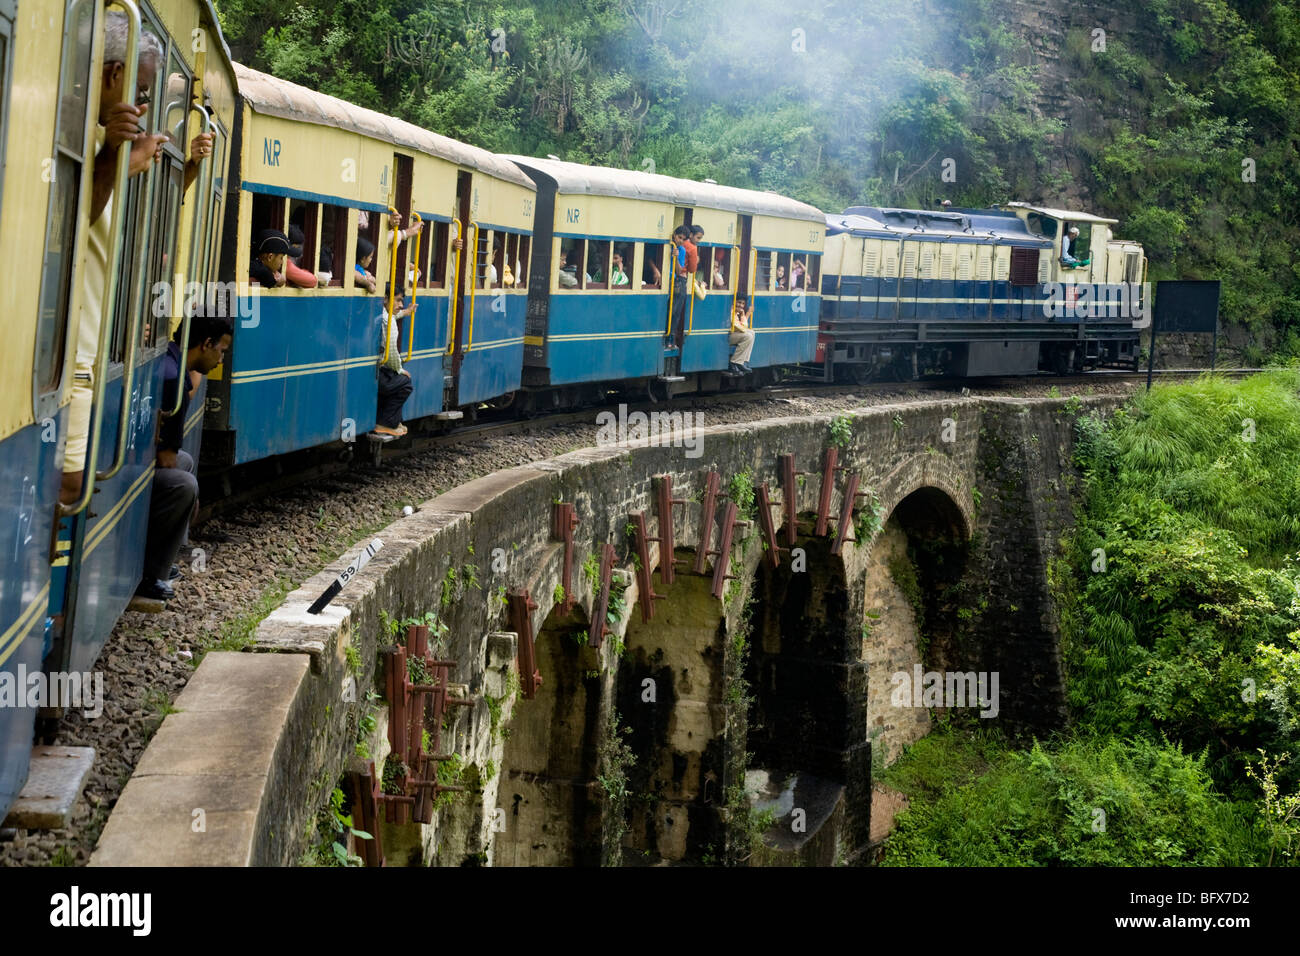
[195,366,1261,523]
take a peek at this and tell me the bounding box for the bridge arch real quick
[861,459,974,769]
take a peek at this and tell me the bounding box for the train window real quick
[586,241,610,290]
[516,236,530,289]
[251,193,284,233]
[558,238,583,289]
[791,254,817,292]
[109,166,149,360]
[1124,251,1140,284]
[163,52,191,155]
[424,221,446,289]
[806,254,821,292]
[611,242,634,289]
[639,243,663,290]
[503,233,518,288]
[774,252,791,290]
[36,0,96,398]
[756,250,773,291]
[288,200,319,276]
[319,203,348,286]
[490,233,505,288]
[1069,224,1092,260]
[708,247,730,290]
[150,163,183,347]
[474,227,490,289]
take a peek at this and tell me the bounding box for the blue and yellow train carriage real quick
[506,156,824,402]
[205,66,534,467]
[1,0,237,821]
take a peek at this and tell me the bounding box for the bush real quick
[881,730,1267,866]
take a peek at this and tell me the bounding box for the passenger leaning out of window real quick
[284,226,320,288]
[250,229,289,287]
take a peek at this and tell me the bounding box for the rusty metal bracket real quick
[589,542,616,649]
[831,473,864,556]
[756,481,785,568]
[507,589,542,699]
[551,501,579,612]
[384,644,410,763]
[654,475,687,586]
[779,454,805,546]
[345,760,385,866]
[815,447,846,537]
[709,501,751,599]
[693,470,722,574]
[631,511,665,622]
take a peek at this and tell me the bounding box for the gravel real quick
[0,376,1144,866]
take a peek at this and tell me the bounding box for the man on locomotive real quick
[137,315,232,601]
[1062,226,1090,268]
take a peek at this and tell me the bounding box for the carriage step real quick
[657,375,686,383]
[433,411,464,420]
[2,746,96,830]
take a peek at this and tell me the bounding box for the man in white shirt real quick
[61,12,170,504]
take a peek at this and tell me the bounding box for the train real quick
[0,0,1144,825]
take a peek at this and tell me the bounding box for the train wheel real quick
[646,379,669,404]
[851,363,875,386]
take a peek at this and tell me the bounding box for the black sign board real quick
[1154,280,1221,333]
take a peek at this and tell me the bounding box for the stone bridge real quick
[92,394,1116,867]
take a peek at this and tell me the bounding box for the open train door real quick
[388,153,414,351]
[736,214,753,308]
[445,170,472,408]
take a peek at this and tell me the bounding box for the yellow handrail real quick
[446,218,462,355]
[406,212,422,362]
[686,244,699,336]
[163,103,214,425]
[465,221,479,352]
[383,205,399,363]
[664,242,675,338]
[62,0,139,515]
[730,244,740,330]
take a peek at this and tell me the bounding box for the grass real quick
[196,578,293,664]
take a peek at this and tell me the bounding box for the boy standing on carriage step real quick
[668,226,690,347]
[373,283,415,439]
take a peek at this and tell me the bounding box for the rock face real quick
[93,394,1120,867]
[996,0,1162,210]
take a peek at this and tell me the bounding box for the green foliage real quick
[597,711,636,866]
[880,729,1267,866]
[853,487,885,544]
[728,470,756,521]
[829,414,854,450]
[307,786,372,867]
[1060,374,1300,785]
[581,551,601,589]
[435,753,467,809]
